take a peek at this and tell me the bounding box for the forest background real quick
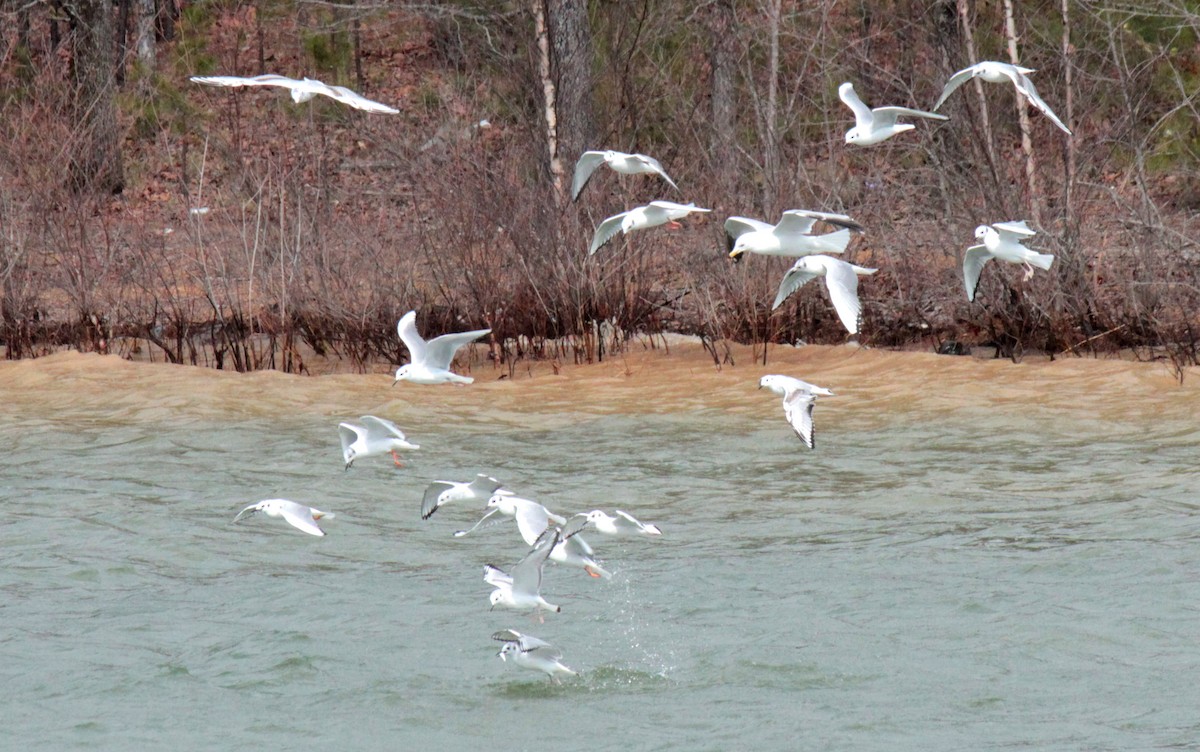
[0,0,1198,375]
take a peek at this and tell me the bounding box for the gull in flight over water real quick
[963,221,1055,302]
[589,201,710,255]
[338,416,419,469]
[571,150,678,201]
[771,255,878,335]
[726,210,864,262]
[189,74,399,114]
[420,474,506,520]
[393,310,490,385]
[233,499,335,537]
[485,529,562,616]
[543,518,610,579]
[581,510,662,537]
[839,82,949,146]
[759,375,834,450]
[932,61,1071,135]
[455,493,565,545]
[493,630,577,684]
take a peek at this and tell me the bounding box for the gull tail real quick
[811,228,851,255]
[1028,252,1055,271]
[850,264,878,276]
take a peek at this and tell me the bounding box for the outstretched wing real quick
[510,529,558,598]
[933,64,981,111]
[424,327,491,370]
[189,74,303,90]
[512,500,554,546]
[634,155,679,191]
[279,502,327,536]
[571,151,607,201]
[870,106,949,128]
[421,481,455,520]
[963,244,993,302]
[589,211,630,255]
[396,311,427,364]
[483,564,512,588]
[822,258,866,335]
[324,84,400,114]
[359,415,407,442]
[772,259,821,310]
[781,209,865,234]
[781,390,817,449]
[1012,75,1070,135]
[837,82,874,128]
[725,216,774,240]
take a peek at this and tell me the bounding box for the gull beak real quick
[391,379,399,387]
[497,649,507,660]
[728,249,744,263]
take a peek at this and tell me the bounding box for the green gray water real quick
[2,351,1198,751]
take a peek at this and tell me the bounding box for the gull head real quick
[974,225,992,240]
[393,364,411,385]
[844,127,864,145]
[758,375,786,395]
[497,642,517,661]
[729,236,752,262]
[489,589,506,610]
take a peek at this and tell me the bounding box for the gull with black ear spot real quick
[484,528,562,619]
[232,499,335,537]
[571,149,678,201]
[963,220,1054,302]
[758,375,834,450]
[493,630,577,684]
[838,81,948,147]
[338,416,419,470]
[392,310,490,386]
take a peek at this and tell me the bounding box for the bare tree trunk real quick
[135,0,157,83]
[708,0,736,199]
[762,0,781,215]
[1060,0,1075,226]
[1002,0,1041,225]
[532,0,563,198]
[547,0,595,177]
[66,0,125,194]
[956,0,999,187]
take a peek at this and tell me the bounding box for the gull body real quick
[393,310,490,385]
[455,493,566,545]
[758,375,834,450]
[485,530,561,615]
[932,61,1071,135]
[572,150,678,201]
[582,510,662,537]
[726,210,864,261]
[589,201,710,255]
[233,499,334,537]
[963,221,1055,302]
[338,415,419,469]
[838,82,948,146]
[493,630,577,684]
[420,474,505,520]
[189,74,399,114]
[544,518,610,578]
[771,255,878,335]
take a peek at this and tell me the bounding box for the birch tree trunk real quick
[1002,0,1041,225]
[762,0,781,215]
[956,0,999,188]
[532,0,563,199]
[136,0,157,79]
[547,0,595,189]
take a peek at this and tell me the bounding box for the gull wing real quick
[822,258,866,335]
[871,106,949,128]
[634,155,679,191]
[725,216,774,240]
[189,74,303,89]
[787,209,865,233]
[992,220,1037,242]
[424,328,491,370]
[359,415,407,442]
[781,390,817,449]
[510,529,558,599]
[324,84,400,114]
[838,82,875,128]
[647,200,708,215]
[396,311,427,364]
[589,211,630,255]
[467,474,504,497]
[615,509,661,535]
[483,564,512,588]
[933,64,981,111]
[571,151,607,201]
[963,244,993,302]
[279,501,328,536]
[232,502,262,523]
[337,422,361,462]
[1012,75,1071,135]
[491,629,556,653]
[421,481,456,520]
[562,532,595,558]
[772,259,821,310]
[773,211,819,236]
[561,513,590,540]
[512,499,553,546]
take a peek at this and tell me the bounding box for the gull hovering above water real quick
[963,220,1055,302]
[726,210,864,262]
[543,518,610,579]
[393,310,490,385]
[932,61,1071,135]
[484,529,562,616]
[338,416,419,469]
[589,201,710,255]
[838,82,949,146]
[758,375,834,450]
[420,474,506,520]
[571,150,678,201]
[455,493,565,545]
[233,499,335,537]
[771,255,878,335]
[189,74,399,114]
[581,510,662,537]
[493,630,577,684]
